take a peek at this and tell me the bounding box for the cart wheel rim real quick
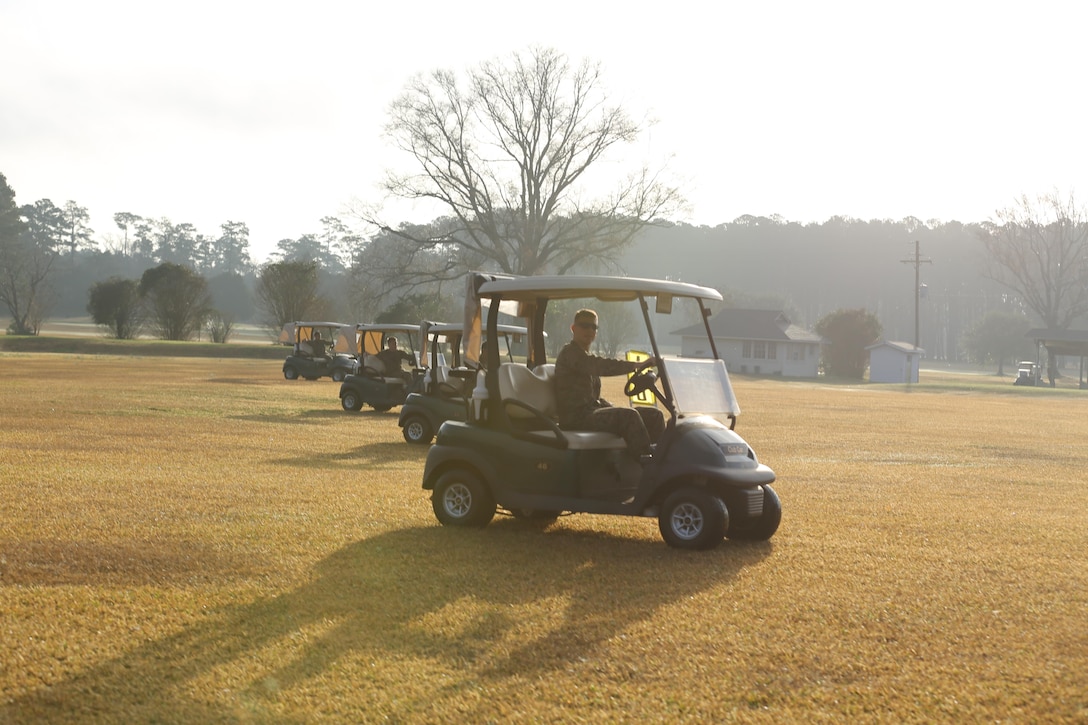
[669,502,705,540]
[442,483,472,517]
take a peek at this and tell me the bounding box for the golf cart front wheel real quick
[283,366,299,380]
[432,470,496,527]
[658,487,728,550]
[402,416,434,444]
[341,391,362,411]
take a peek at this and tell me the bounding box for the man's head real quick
[571,309,598,350]
[387,337,399,349]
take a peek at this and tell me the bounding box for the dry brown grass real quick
[1,354,1086,723]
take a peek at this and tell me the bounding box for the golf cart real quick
[281,321,357,381]
[421,273,781,550]
[338,323,423,412]
[398,320,531,444]
[1013,360,1039,386]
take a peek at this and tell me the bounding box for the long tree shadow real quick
[4,525,771,722]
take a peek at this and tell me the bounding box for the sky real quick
[3,0,1086,263]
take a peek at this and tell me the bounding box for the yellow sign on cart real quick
[625,349,656,407]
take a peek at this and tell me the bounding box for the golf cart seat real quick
[496,363,626,451]
[432,364,469,397]
[362,355,407,386]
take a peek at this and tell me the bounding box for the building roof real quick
[672,308,824,344]
[1025,328,1088,357]
[866,340,925,354]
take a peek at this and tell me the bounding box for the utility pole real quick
[900,240,932,349]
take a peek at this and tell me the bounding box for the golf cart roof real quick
[474,274,723,303]
[424,322,532,336]
[293,320,350,328]
[354,323,421,333]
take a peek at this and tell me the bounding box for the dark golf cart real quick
[422,273,780,550]
[398,320,530,444]
[1013,360,1039,386]
[281,321,357,381]
[338,323,423,412]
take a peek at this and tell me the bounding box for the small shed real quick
[866,340,924,384]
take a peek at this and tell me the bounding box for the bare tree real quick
[356,47,682,288]
[979,191,1088,330]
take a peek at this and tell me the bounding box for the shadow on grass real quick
[269,441,426,468]
[230,408,396,424]
[4,525,770,722]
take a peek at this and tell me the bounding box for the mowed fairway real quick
[1,353,1086,723]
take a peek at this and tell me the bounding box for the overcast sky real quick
[3,0,1085,262]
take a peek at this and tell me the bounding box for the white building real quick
[671,309,824,378]
[866,340,925,383]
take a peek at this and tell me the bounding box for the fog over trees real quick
[4,46,1082,365]
[0,189,1034,363]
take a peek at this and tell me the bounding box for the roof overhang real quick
[1026,328,1088,357]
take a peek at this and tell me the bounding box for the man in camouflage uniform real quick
[554,308,665,459]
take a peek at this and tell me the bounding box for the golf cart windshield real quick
[463,272,739,422]
[666,358,741,418]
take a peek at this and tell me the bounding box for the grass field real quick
[1,353,1086,723]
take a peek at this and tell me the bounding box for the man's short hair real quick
[573,309,598,324]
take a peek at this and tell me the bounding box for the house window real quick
[753,341,765,359]
[742,341,752,358]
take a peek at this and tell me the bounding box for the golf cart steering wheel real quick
[624,358,660,398]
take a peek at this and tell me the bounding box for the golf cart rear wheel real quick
[402,416,434,444]
[371,404,393,412]
[432,470,496,527]
[658,487,728,550]
[726,485,782,541]
[283,366,299,380]
[341,391,363,411]
[332,369,346,382]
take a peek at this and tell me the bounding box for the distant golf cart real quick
[281,321,357,381]
[398,321,530,445]
[338,324,422,412]
[1013,360,1039,386]
[422,273,781,550]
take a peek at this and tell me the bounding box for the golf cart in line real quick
[398,320,532,445]
[281,321,358,381]
[422,273,781,550]
[338,323,422,412]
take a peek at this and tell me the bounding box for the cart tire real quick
[402,416,434,444]
[283,366,299,380]
[341,391,362,412]
[658,487,728,550]
[332,369,346,382]
[432,470,495,527]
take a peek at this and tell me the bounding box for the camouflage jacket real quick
[554,341,637,427]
